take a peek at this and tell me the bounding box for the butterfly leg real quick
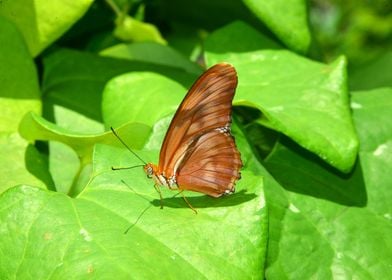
[153,184,164,209]
[178,191,198,214]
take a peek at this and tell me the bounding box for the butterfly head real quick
[143,163,158,178]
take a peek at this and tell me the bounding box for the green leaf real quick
[100,42,203,75]
[204,21,282,53]
[0,0,94,56]
[165,22,203,60]
[102,72,187,129]
[0,17,49,193]
[0,133,53,193]
[263,88,392,278]
[351,88,392,152]
[46,105,104,194]
[19,112,150,163]
[42,48,197,121]
[0,122,268,278]
[242,0,311,53]
[349,51,392,91]
[206,28,358,172]
[114,15,167,45]
[0,17,41,133]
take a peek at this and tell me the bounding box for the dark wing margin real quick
[158,63,238,178]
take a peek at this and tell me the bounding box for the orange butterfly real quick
[112,63,242,211]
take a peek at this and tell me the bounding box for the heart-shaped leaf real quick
[1,120,268,278]
[205,22,359,173]
[263,87,392,278]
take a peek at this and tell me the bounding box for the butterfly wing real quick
[176,130,242,197]
[157,63,242,195]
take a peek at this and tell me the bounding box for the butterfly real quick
[112,63,242,212]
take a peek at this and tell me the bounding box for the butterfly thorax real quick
[144,163,177,188]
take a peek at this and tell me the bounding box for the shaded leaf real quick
[100,42,202,74]
[204,21,282,53]
[206,38,358,172]
[42,48,197,121]
[263,88,392,278]
[0,133,52,193]
[349,51,392,91]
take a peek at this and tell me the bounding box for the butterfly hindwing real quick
[176,129,242,197]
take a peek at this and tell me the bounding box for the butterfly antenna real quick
[121,180,153,234]
[110,127,147,165]
[112,165,145,171]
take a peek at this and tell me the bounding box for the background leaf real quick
[205,24,358,172]
[242,0,311,53]
[0,0,94,56]
[42,48,197,121]
[349,51,392,91]
[0,17,49,193]
[100,42,203,74]
[102,72,187,129]
[263,88,392,278]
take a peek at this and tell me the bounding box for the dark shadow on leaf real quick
[151,189,257,209]
[264,136,367,207]
[24,144,56,191]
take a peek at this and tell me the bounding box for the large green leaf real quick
[42,48,197,121]
[0,121,268,279]
[0,17,41,133]
[206,24,358,172]
[19,112,150,166]
[0,0,93,56]
[263,88,392,278]
[0,17,49,192]
[206,22,358,172]
[242,0,310,53]
[349,51,392,91]
[102,72,187,129]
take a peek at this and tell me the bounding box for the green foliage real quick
[0,0,390,279]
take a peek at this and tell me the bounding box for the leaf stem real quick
[105,0,122,16]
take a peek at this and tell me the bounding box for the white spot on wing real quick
[288,203,300,213]
[216,126,230,133]
[373,144,387,156]
[80,228,92,242]
[384,213,391,220]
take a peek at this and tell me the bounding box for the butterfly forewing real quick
[156,63,242,196]
[159,64,238,174]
